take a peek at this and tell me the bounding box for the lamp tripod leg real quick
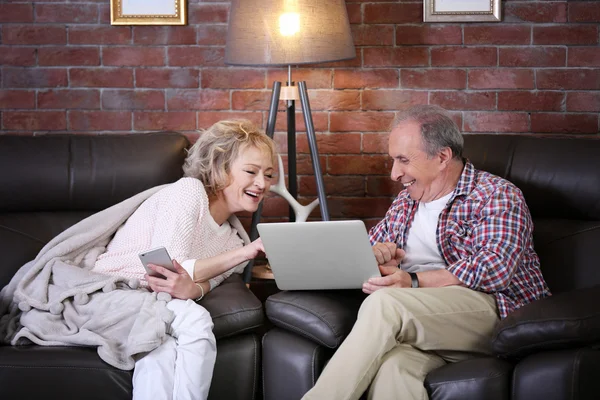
[244,82,282,283]
[298,81,330,221]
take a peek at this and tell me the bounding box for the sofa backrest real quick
[463,134,600,294]
[0,133,189,289]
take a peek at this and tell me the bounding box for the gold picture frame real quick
[110,0,187,26]
[424,0,501,22]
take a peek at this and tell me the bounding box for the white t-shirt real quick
[400,191,453,273]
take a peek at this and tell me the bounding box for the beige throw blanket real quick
[0,186,174,370]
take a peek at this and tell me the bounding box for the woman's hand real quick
[244,237,266,260]
[146,259,205,300]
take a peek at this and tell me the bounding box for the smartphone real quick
[138,246,176,278]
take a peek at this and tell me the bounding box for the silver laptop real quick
[256,220,381,290]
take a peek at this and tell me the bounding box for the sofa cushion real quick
[265,290,366,348]
[202,274,263,340]
[491,285,600,359]
[425,357,513,400]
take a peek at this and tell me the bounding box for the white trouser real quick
[133,299,217,400]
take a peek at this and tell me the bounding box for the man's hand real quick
[364,243,408,294]
[146,259,199,300]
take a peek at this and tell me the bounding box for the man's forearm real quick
[415,268,463,288]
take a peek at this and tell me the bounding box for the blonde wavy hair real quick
[183,120,276,197]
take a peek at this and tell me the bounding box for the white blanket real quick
[0,186,175,370]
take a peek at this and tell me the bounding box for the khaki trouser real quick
[302,286,499,400]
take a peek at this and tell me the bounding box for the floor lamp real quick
[225,0,355,282]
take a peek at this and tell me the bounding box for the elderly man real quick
[302,105,550,400]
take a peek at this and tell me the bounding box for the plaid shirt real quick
[369,161,551,318]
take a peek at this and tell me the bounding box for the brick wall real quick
[1,1,599,225]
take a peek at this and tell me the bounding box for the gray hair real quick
[391,105,463,159]
[183,119,276,196]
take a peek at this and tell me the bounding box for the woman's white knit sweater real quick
[93,177,245,290]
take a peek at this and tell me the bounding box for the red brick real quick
[401,69,467,90]
[197,25,227,45]
[530,113,598,134]
[0,47,35,66]
[334,70,399,89]
[430,91,496,111]
[38,47,100,66]
[312,48,361,68]
[3,68,67,88]
[566,92,600,112]
[231,91,270,110]
[188,3,229,23]
[569,2,600,23]
[364,3,422,24]
[2,25,66,45]
[267,69,332,89]
[363,133,388,154]
[70,68,133,88]
[366,177,402,197]
[197,112,263,130]
[330,111,395,132]
[498,91,564,112]
[568,48,600,67]
[464,25,530,45]
[38,89,100,109]
[396,26,462,45]
[134,26,196,45]
[328,155,392,175]
[133,111,196,131]
[102,90,165,110]
[3,111,66,131]
[297,133,362,154]
[505,3,567,23]
[166,89,230,110]
[98,3,110,24]
[260,197,289,218]
[362,90,428,111]
[533,26,598,45]
[499,47,566,67]
[168,47,224,67]
[135,68,198,88]
[537,69,600,90]
[431,47,497,67]
[0,4,33,23]
[468,69,534,90]
[464,112,529,133]
[351,25,394,46]
[346,3,361,24]
[70,111,131,131]
[69,26,132,45]
[273,112,328,133]
[103,47,165,67]
[36,4,98,23]
[299,176,365,197]
[0,90,35,109]
[309,90,361,111]
[363,48,428,67]
[327,197,392,218]
[202,69,265,89]
[294,153,327,175]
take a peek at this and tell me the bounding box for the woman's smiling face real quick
[222,145,274,213]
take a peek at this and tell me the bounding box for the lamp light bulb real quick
[279,12,300,36]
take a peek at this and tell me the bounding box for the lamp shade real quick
[225,0,355,66]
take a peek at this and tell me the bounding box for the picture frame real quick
[110,0,187,26]
[424,0,501,23]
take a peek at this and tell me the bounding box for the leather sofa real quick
[262,134,600,400]
[0,133,263,400]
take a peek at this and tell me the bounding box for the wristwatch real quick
[408,272,419,288]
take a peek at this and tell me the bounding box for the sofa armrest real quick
[265,290,366,348]
[491,285,600,359]
[201,274,264,340]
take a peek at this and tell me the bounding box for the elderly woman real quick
[6,120,275,400]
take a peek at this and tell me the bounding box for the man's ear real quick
[438,147,453,168]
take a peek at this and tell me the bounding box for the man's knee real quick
[359,288,408,317]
